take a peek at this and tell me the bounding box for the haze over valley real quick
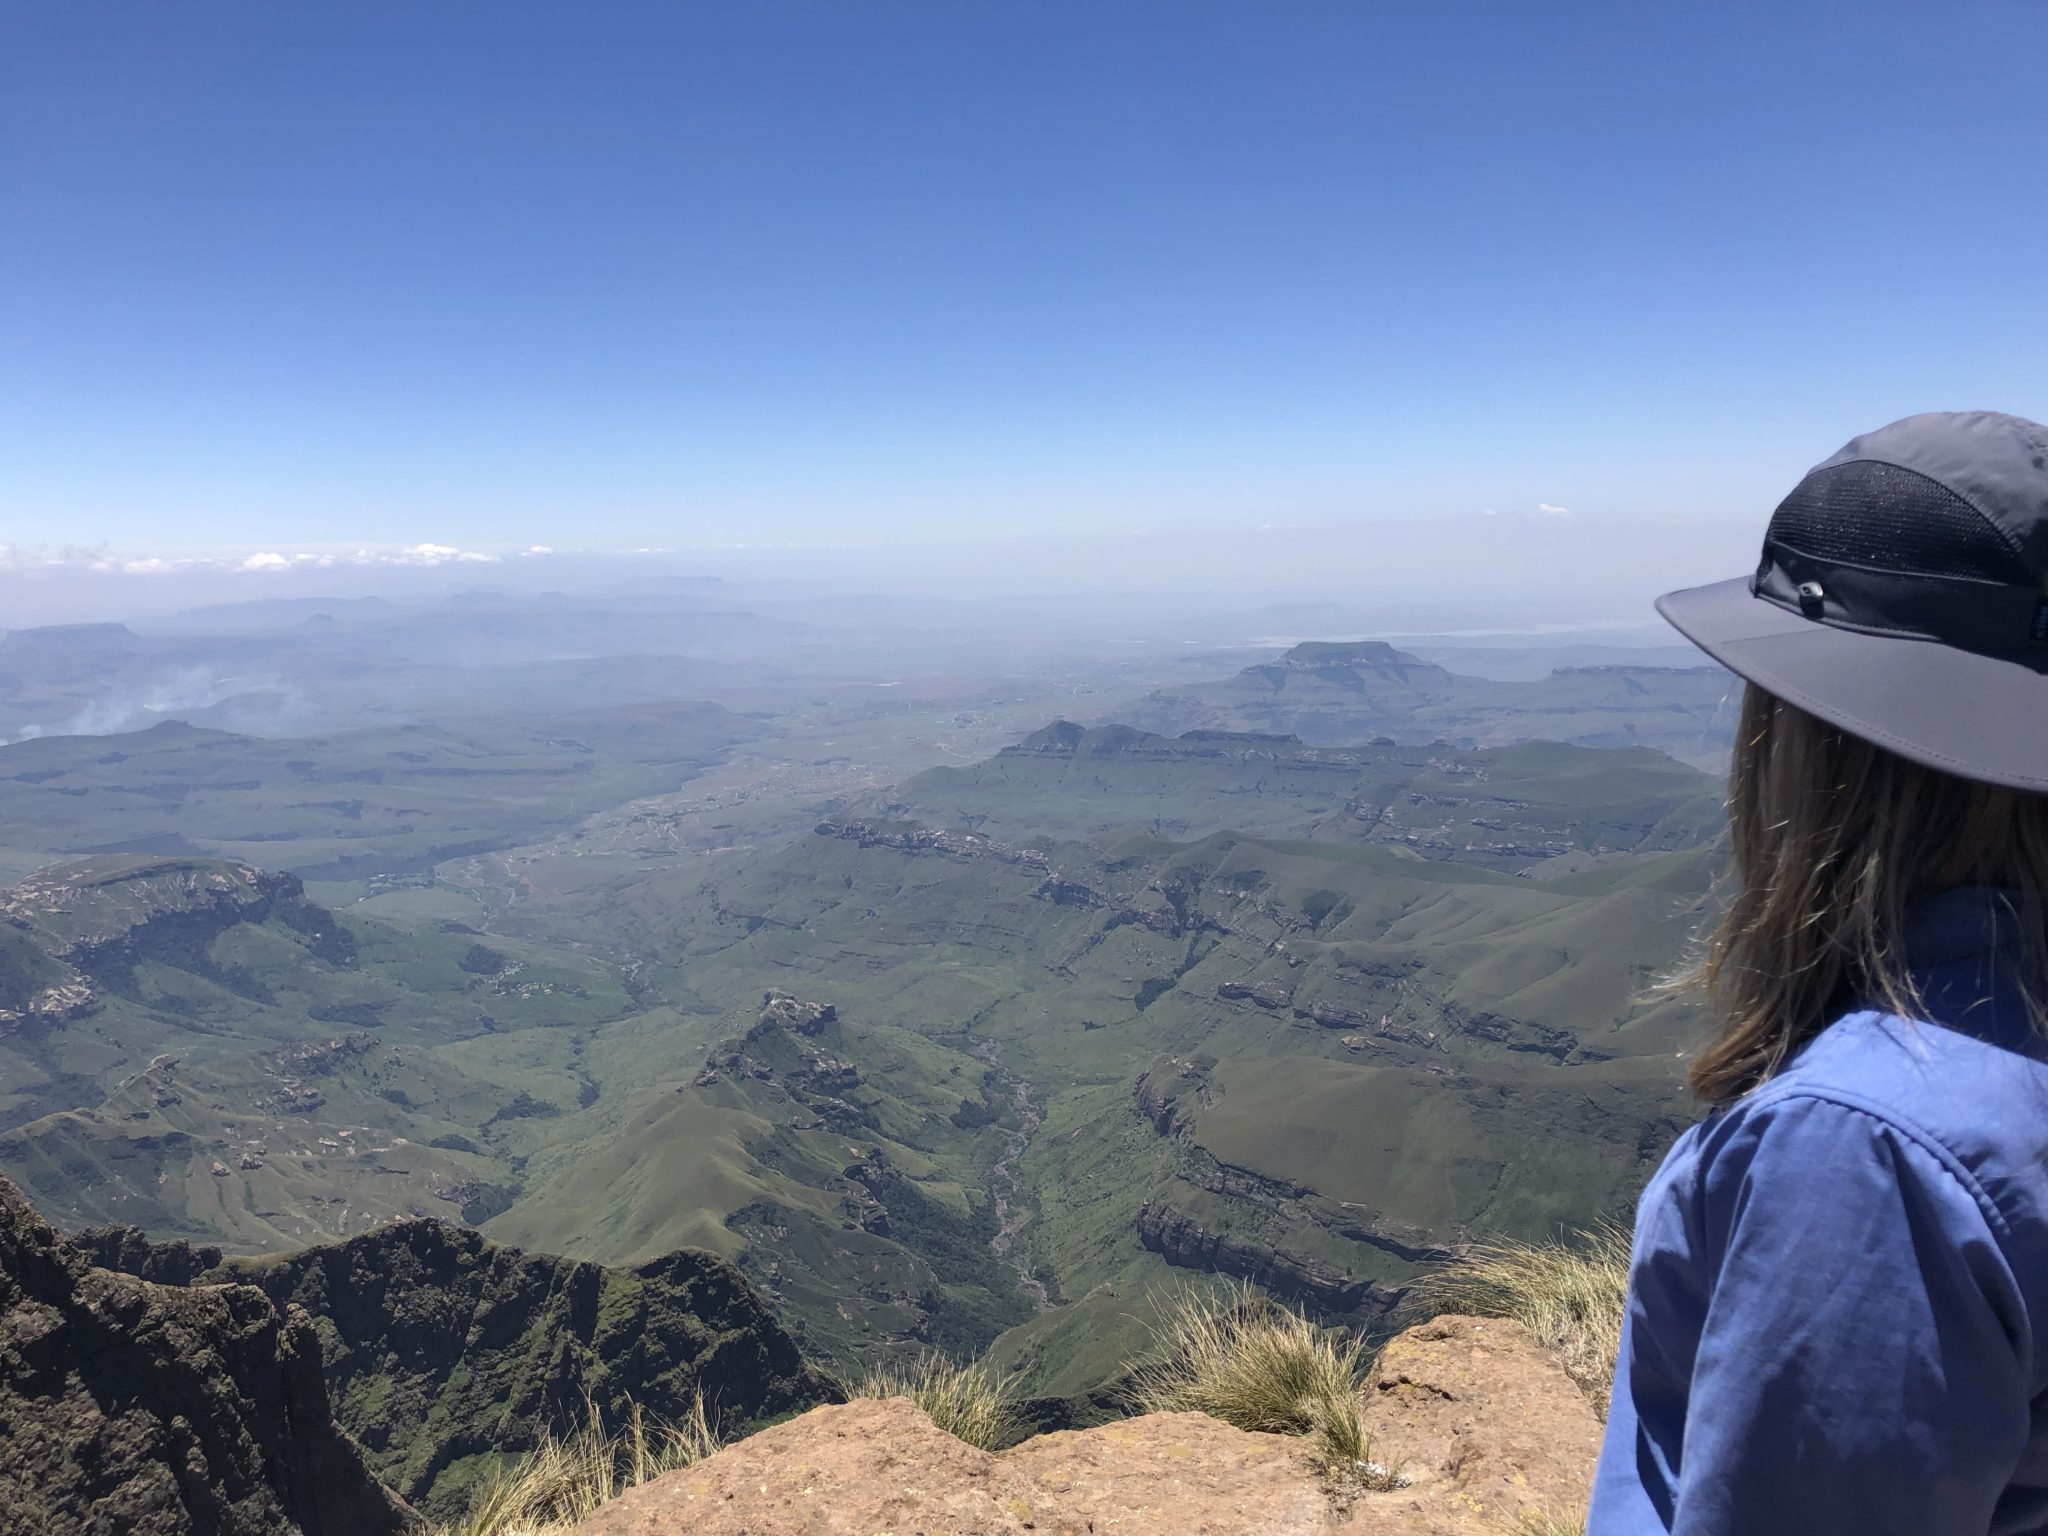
[0,571,1733,1419]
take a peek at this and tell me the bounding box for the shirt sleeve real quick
[1659,1095,2032,1536]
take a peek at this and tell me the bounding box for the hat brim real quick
[1658,577,2048,793]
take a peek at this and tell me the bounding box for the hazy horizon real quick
[0,509,1757,636]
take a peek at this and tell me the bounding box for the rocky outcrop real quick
[0,978,98,1031]
[0,857,342,969]
[1131,1062,1209,1136]
[570,1313,1598,1535]
[1219,977,1296,1010]
[583,1399,1337,1535]
[813,819,1050,871]
[1135,1199,1403,1321]
[0,1174,415,1536]
[67,1222,224,1285]
[0,857,356,1047]
[1358,1313,1604,1532]
[756,989,836,1036]
[206,1218,839,1521]
[697,992,874,1130]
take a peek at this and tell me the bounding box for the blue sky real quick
[3,1,2046,562]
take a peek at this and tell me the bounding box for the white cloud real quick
[0,538,522,577]
[1538,502,1573,518]
[388,543,500,566]
[522,545,553,556]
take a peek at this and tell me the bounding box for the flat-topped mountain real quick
[1110,639,1735,768]
[888,719,1723,866]
[0,853,307,955]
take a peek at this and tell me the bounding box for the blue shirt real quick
[1591,887,2048,1535]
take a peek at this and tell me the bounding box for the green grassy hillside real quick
[0,716,1723,1400]
[0,702,761,878]
[487,746,1716,1391]
[0,856,649,1249]
[889,722,1724,868]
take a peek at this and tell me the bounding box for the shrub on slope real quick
[1125,1285,1402,1486]
[851,1352,1022,1451]
[440,1397,719,1536]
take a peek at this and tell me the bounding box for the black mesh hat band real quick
[1750,453,2048,653]
[1753,541,2048,651]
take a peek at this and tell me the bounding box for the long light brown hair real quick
[1688,683,2048,1104]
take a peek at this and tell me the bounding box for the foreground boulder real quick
[575,1313,1599,1535]
[1357,1313,1603,1533]
[0,1175,414,1536]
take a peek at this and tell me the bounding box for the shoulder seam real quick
[1750,1085,2016,1250]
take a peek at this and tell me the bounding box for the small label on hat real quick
[2033,597,2048,646]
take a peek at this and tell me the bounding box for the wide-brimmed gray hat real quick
[1659,409,2048,792]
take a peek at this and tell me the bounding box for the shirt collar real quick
[1900,885,2026,971]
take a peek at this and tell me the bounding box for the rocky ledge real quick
[573,1313,1600,1535]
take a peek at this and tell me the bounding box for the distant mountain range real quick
[1106,639,1737,769]
[0,704,761,877]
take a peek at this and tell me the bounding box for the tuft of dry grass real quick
[851,1351,1021,1451]
[1415,1220,1631,1412]
[1494,1508,1587,1536]
[1124,1285,1405,1488]
[438,1394,720,1536]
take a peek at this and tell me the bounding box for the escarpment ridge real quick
[0,1173,832,1533]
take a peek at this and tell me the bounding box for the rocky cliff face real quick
[0,856,345,1043]
[207,1216,838,1522]
[1128,1062,1445,1323]
[0,1174,415,1536]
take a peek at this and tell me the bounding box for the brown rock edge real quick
[576,1314,1601,1536]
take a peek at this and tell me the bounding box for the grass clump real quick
[439,1395,719,1536]
[851,1351,1021,1451]
[1125,1285,1405,1489]
[1416,1220,1631,1410]
[1496,1509,1587,1535]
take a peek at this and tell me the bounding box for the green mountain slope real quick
[55,1189,833,1525]
[0,702,761,878]
[493,990,1041,1366]
[887,721,1723,867]
[0,856,650,1248]
[489,737,1717,1390]
[0,718,1722,1402]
